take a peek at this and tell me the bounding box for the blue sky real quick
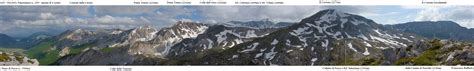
[0,6,472,37]
[359,6,420,24]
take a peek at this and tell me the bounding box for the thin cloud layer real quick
[404,6,474,28]
[0,6,471,37]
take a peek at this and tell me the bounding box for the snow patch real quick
[357,34,369,40]
[305,23,323,33]
[374,29,383,36]
[363,47,370,55]
[260,48,267,52]
[348,42,358,52]
[135,29,158,42]
[245,30,258,37]
[232,55,239,59]
[316,12,337,23]
[229,39,243,48]
[110,30,123,34]
[286,50,293,53]
[335,10,350,17]
[215,30,231,43]
[264,47,277,60]
[179,25,209,39]
[350,19,365,25]
[241,43,259,52]
[271,39,279,45]
[363,41,372,47]
[321,39,329,51]
[161,25,208,56]
[376,47,389,49]
[285,39,292,46]
[372,29,408,47]
[446,52,455,62]
[290,27,312,36]
[344,32,353,38]
[372,35,406,48]
[255,53,263,58]
[310,58,318,66]
[340,19,348,28]
[206,39,214,49]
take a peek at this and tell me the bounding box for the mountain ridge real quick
[2,9,474,65]
[183,9,422,65]
[386,21,474,42]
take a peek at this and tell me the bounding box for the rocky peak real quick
[174,21,204,27]
[27,32,52,40]
[196,9,419,65]
[58,29,95,41]
[289,9,390,41]
[158,21,208,39]
[128,25,158,42]
[150,22,209,56]
[301,9,379,28]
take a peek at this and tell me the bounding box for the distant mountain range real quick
[1,9,474,65]
[0,34,17,47]
[386,21,474,42]
[0,32,52,48]
[225,19,295,29]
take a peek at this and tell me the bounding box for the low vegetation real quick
[26,40,59,65]
[0,53,12,62]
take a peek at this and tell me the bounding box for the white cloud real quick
[39,13,58,20]
[359,12,399,17]
[406,6,474,28]
[96,15,136,24]
[4,6,470,37]
[385,19,398,24]
[1,12,156,37]
[413,6,445,21]
[0,6,90,17]
[0,6,376,37]
[93,6,157,15]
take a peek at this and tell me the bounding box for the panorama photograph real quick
[0,6,473,66]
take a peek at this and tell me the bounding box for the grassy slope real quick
[26,41,60,65]
[0,47,26,54]
[394,39,448,65]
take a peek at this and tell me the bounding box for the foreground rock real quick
[0,52,39,66]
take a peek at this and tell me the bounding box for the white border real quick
[0,0,472,5]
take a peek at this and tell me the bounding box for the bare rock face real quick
[0,52,39,66]
[394,39,474,65]
[53,20,289,65]
[59,47,70,57]
[166,25,281,59]
[54,22,211,65]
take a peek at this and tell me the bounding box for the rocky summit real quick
[190,9,422,65]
